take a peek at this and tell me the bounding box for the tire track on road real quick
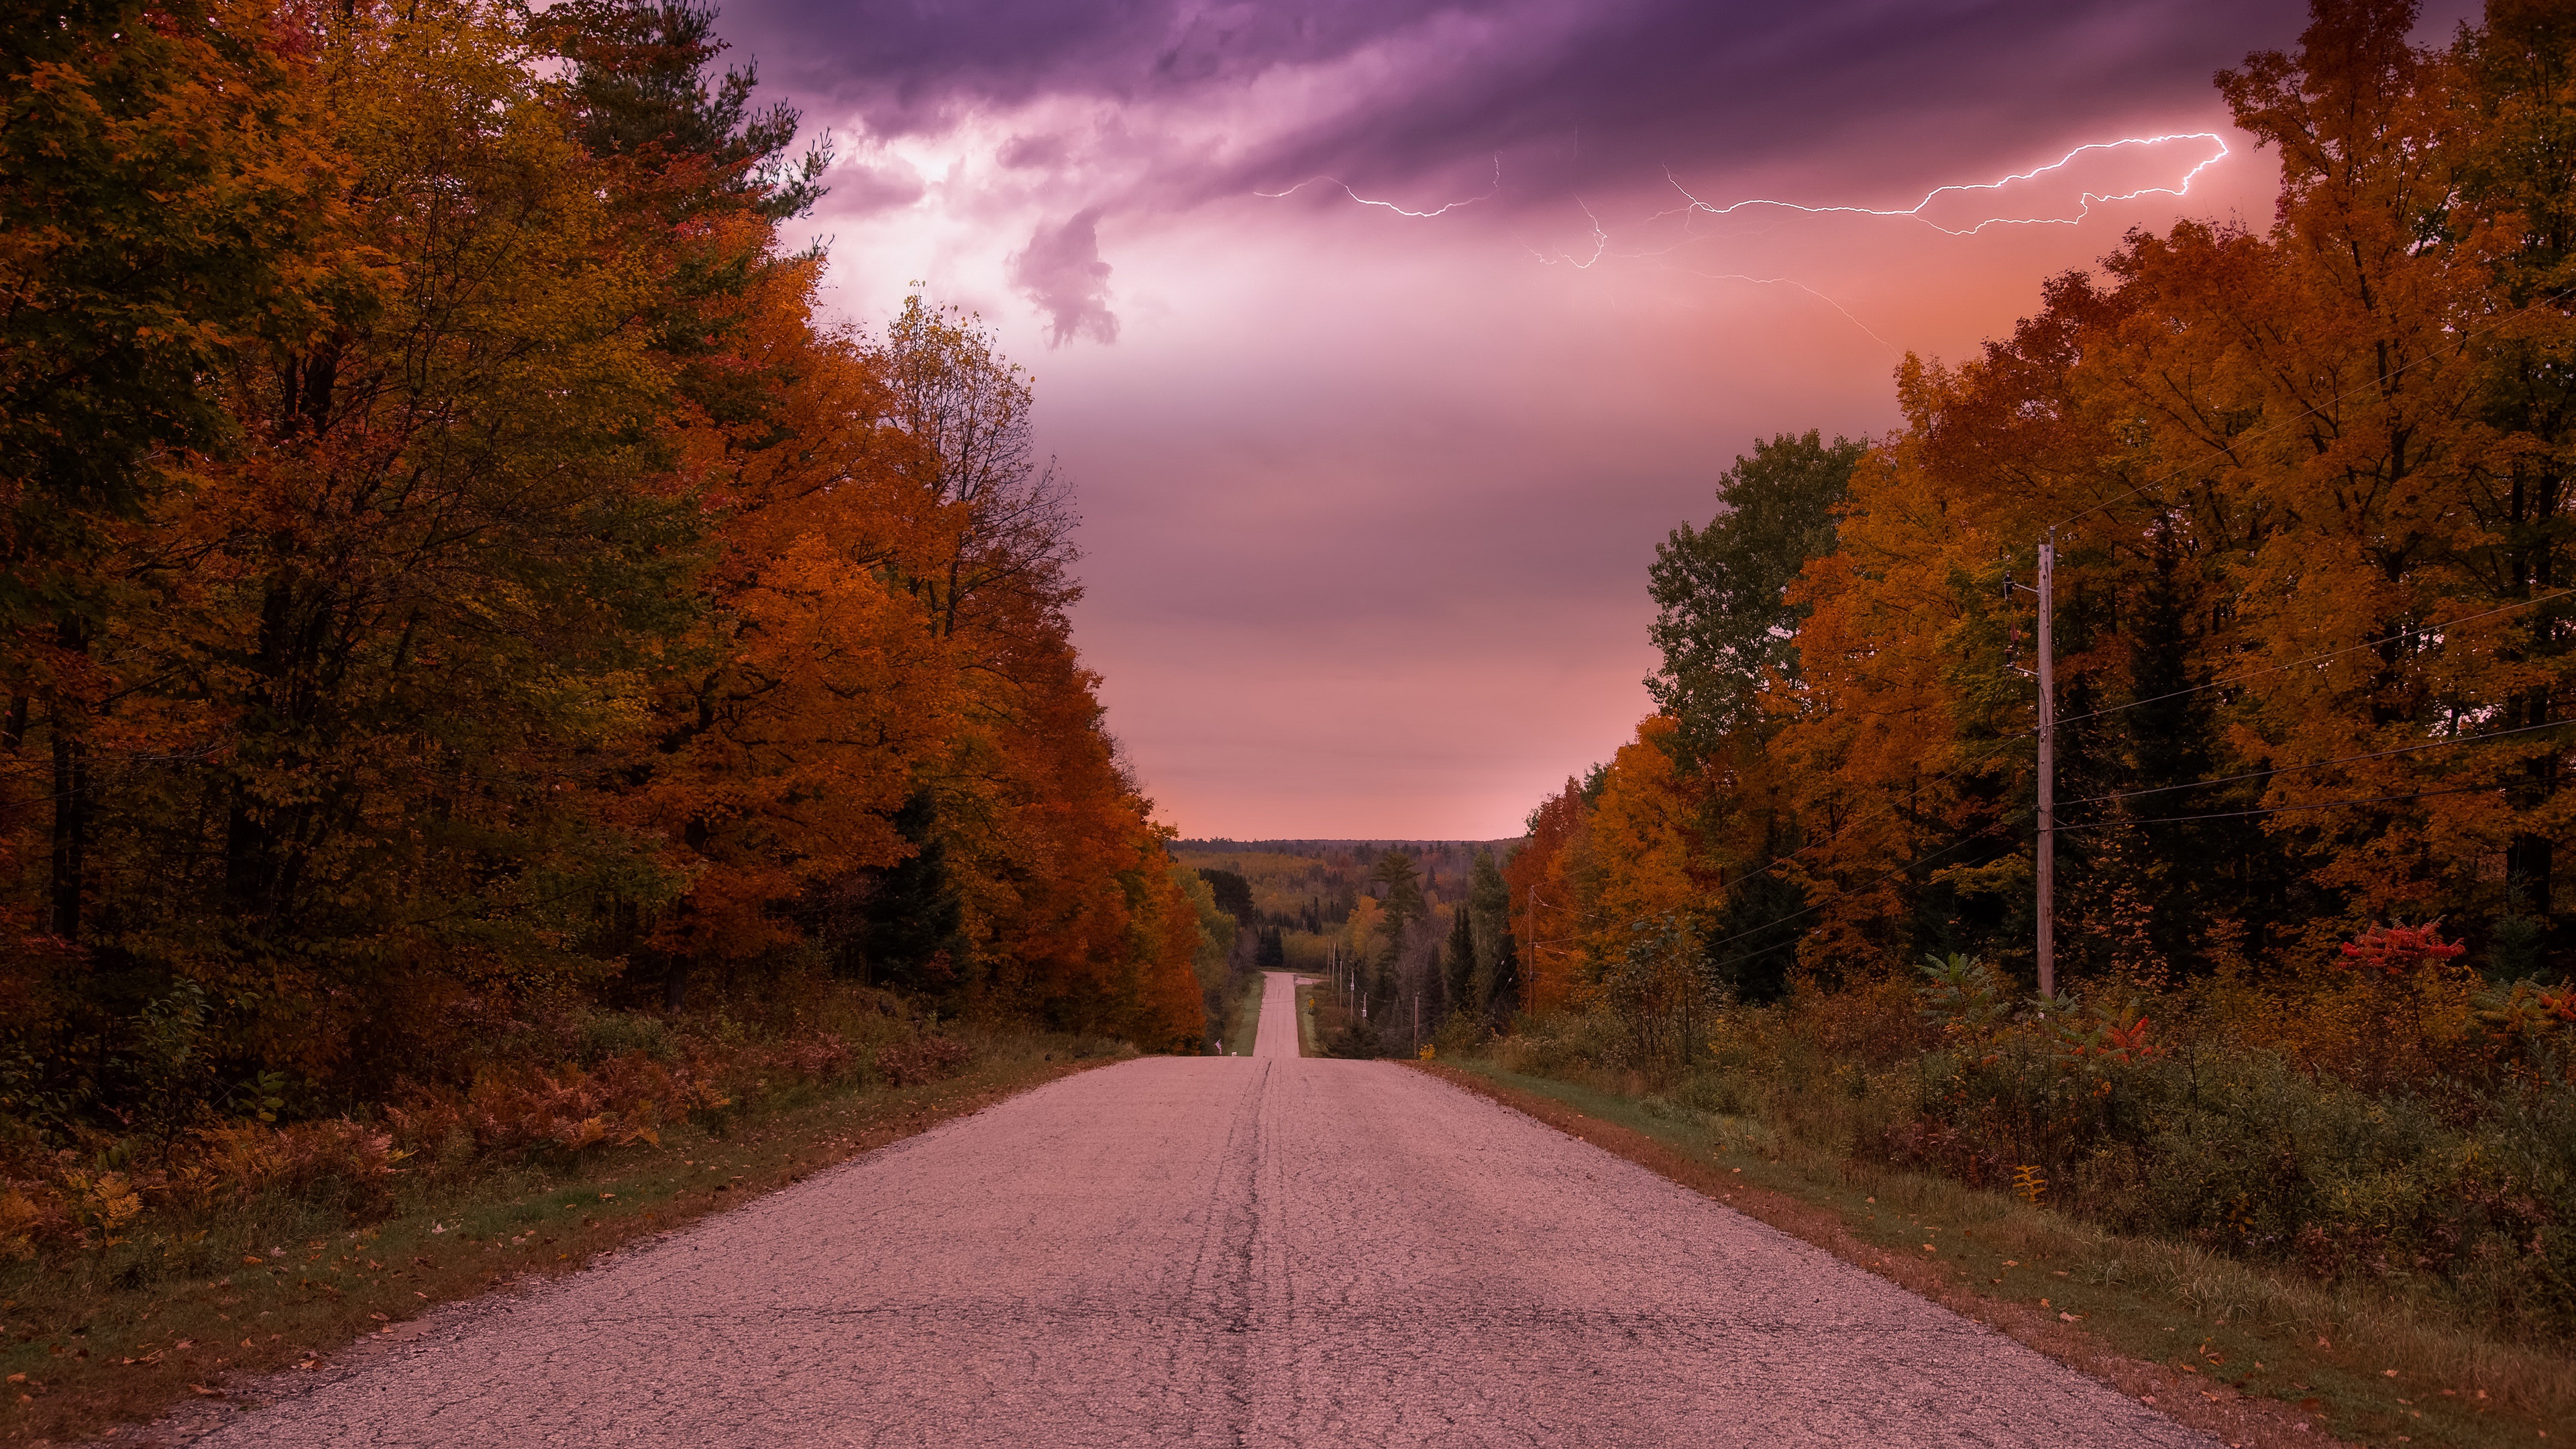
[159,971,2217,1448]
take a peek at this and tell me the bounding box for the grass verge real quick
[1422,1060,2567,1449]
[1296,978,1318,1057]
[4,1030,1120,1446]
[1222,975,1263,1056]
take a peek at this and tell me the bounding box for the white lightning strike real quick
[1254,132,2229,360]
[1661,131,2231,236]
[1534,197,1611,269]
[1256,154,1503,217]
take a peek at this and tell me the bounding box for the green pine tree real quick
[1444,904,1479,1024]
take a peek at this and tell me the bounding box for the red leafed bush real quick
[2336,920,2467,978]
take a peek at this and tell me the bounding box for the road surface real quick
[182,971,2208,1446]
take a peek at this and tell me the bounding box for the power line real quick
[1633,442,2573,930]
[1701,815,2026,958]
[1700,822,2028,983]
[2053,782,2497,830]
[2051,588,2576,737]
[1661,586,2569,920]
[1701,782,2499,983]
[2056,716,2576,810]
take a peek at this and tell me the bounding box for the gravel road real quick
[180,971,2210,1446]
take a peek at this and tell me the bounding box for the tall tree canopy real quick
[1515,0,2576,1010]
[0,0,1210,1146]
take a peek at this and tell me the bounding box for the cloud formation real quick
[708,0,2484,837]
[733,0,2307,208]
[1008,208,1119,345]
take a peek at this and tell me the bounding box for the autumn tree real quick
[0,0,1213,1141]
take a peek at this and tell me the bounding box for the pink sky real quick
[722,0,2481,839]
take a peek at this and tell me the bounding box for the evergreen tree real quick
[1444,905,1479,1024]
[1647,431,1865,762]
[859,790,964,989]
[1466,846,1511,968]
[1197,867,1256,924]
[1369,849,1428,938]
[1485,929,1521,1026]
[538,0,830,221]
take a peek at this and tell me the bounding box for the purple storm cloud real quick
[712,0,2479,839]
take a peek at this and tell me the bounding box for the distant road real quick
[186,970,2206,1446]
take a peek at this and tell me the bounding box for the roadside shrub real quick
[1324,1017,1386,1059]
[875,1036,973,1086]
[1491,1008,1625,1075]
[1478,924,2576,1340]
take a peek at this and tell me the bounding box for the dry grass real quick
[1220,974,1265,1057]
[2,1030,1121,1446]
[1428,1061,2573,1449]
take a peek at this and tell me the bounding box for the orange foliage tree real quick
[1509,0,2576,1028]
[0,0,1205,1150]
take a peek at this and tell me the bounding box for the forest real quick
[1440,0,2576,1348]
[0,0,1209,1269]
[1171,839,1519,1055]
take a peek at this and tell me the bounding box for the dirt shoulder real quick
[7,1037,1116,1447]
[1419,1061,2557,1449]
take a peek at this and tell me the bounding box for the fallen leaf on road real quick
[189,1383,226,1398]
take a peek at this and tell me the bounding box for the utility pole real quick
[2036,531,2057,1001]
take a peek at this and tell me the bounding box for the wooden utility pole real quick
[2036,531,2057,1001]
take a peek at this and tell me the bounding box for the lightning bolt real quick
[1533,198,1611,269]
[1660,132,2231,236]
[1673,271,1902,357]
[1256,154,1503,218]
[1256,132,2229,358]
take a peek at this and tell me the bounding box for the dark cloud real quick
[1008,209,1119,345]
[828,157,926,215]
[997,131,1070,170]
[723,0,2315,209]
[730,0,1462,131]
